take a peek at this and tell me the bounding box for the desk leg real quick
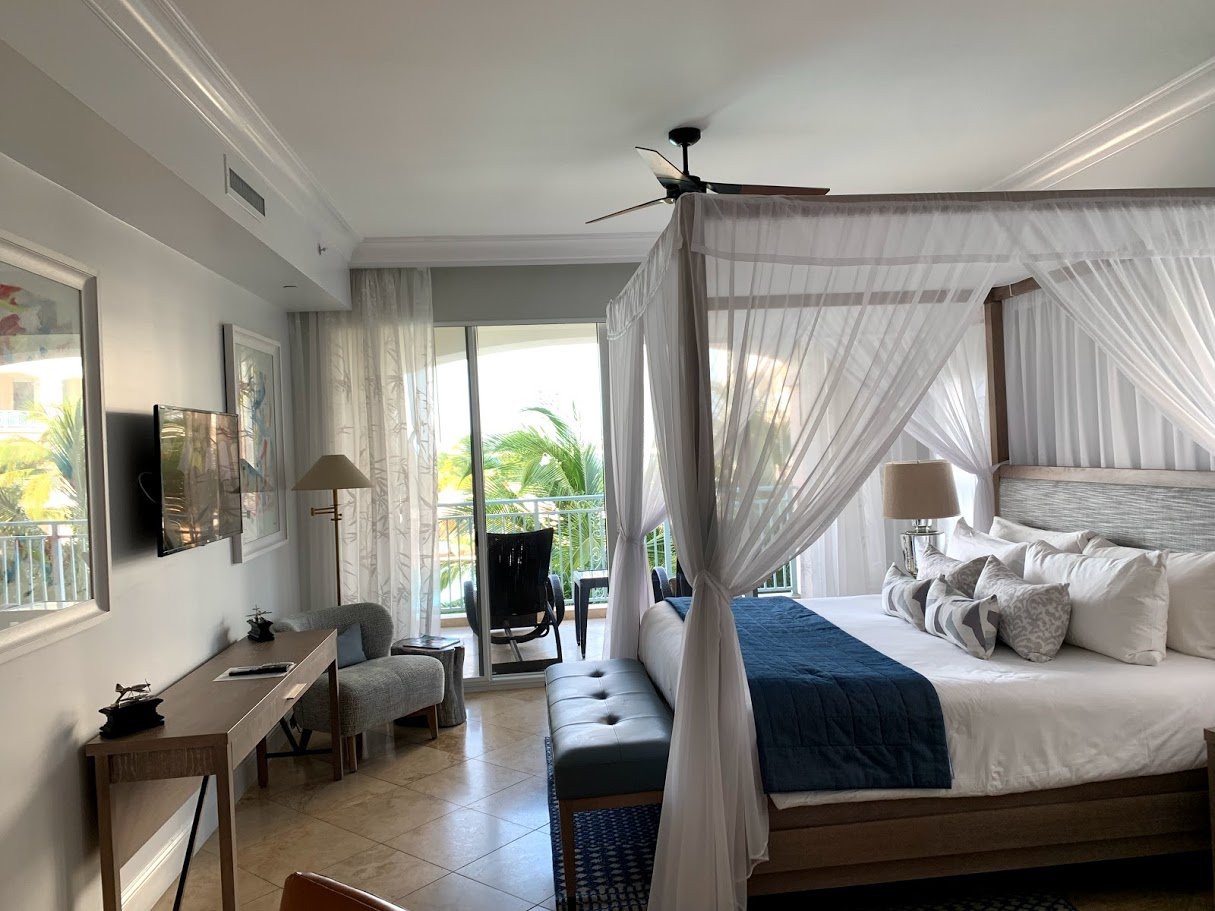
[93,754,120,911]
[328,659,343,781]
[215,758,239,911]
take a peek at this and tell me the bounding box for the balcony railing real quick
[0,520,91,609]
[437,494,795,614]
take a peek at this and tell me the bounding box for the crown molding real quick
[81,0,360,248]
[352,232,656,267]
[990,55,1215,191]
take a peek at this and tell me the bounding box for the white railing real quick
[437,495,794,614]
[0,520,91,608]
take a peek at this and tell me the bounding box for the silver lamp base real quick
[900,521,943,576]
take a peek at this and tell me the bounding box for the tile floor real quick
[448,614,606,679]
[154,684,1212,911]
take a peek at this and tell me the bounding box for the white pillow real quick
[990,516,1092,553]
[1085,536,1215,659]
[948,519,1030,576]
[1023,541,1168,665]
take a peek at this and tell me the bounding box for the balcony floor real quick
[446,614,607,679]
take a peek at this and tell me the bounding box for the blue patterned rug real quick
[545,740,1076,911]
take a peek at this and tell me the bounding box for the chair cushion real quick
[293,655,444,736]
[545,659,672,800]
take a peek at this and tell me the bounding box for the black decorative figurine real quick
[99,682,165,739]
[247,606,275,643]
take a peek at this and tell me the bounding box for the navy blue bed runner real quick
[666,596,951,794]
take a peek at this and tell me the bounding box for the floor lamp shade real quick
[295,455,372,605]
[294,455,372,492]
[882,460,960,575]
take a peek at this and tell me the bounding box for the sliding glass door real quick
[434,323,608,682]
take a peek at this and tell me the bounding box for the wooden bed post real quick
[983,294,1010,512]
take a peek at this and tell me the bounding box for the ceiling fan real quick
[587,126,830,224]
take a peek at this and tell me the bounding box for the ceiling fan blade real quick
[707,182,830,196]
[586,197,671,224]
[636,147,685,183]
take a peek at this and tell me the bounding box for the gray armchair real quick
[274,602,444,773]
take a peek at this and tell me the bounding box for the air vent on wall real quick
[223,155,266,218]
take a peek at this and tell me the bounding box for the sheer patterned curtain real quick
[1005,289,1215,469]
[604,313,665,659]
[289,268,439,637]
[1015,197,1215,457]
[904,317,996,530]
[613,195,1002,911]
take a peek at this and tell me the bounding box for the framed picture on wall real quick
[224,324,287,562]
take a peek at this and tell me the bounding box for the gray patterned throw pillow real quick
[881,564,931,630]
[916,544,986,598]
[925,578,1001,659]
[974,556,1072,663]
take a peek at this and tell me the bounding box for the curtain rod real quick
[986,277,1041,302]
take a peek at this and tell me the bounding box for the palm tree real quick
[436,407,606,607]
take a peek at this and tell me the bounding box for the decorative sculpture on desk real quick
[98,682,164,739]
[247,606,275,643]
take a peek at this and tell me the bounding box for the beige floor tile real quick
[271,769,400,816]
[401,872,533,911]
[358,743,462,786]
[238,816,377,887]
[481,698,550,735]
[406,759,530,806]
[467,775,550,829]
[387,807,530,871]
[457,829,556,905]
[240,889,282,911]
[400,719,534,759]
[198,798,310,854]
[150,850,277,911]
[318,843,445,902]
[478,735,548,775]
[532,894,558,910]
[257,754,336,795]
[316,787,458,843]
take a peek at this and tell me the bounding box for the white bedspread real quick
[638,594,1215,810]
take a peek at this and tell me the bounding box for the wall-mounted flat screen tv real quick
[155,405,243,557]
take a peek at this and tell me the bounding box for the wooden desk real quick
[86,630,341,911]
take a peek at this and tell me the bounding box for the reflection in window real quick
[0,268,90,613]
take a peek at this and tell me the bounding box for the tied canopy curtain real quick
[289,268,439,638]
[905,317,996,530]
[1005,289,1215,469]
[604,310,665,659]
[1015,198,1215,459]
[612,195,1002,911]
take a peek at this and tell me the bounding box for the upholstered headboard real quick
[996,465,1215,552]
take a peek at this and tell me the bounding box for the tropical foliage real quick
[437,407,607,609]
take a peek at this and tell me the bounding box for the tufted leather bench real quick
[545,658,672,901]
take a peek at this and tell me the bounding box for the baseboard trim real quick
[120,824,193,911]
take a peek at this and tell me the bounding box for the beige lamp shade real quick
[882,459,960,520]
[294,455,372,491]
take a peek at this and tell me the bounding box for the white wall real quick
[0,151,299,910]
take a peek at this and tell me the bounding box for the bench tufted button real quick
[589,670,605,678]
[604,714,619,725]
[595,691,608,700]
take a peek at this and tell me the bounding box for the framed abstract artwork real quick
[224,324,287,562]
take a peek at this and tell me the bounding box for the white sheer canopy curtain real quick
[604,310,665,659]
[905,317,995,530]
[1005,289,1215,469]
[611,195,1003,911]
[289,268,440,638]
[1016,197,1215,457]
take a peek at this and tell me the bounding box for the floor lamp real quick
[294,454,372,605]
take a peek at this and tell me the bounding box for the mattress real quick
[638,594,1215,810]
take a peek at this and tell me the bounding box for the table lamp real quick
[882,459,960,575]
[294,455,372,605]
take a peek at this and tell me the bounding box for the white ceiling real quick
[165,0,1215,240]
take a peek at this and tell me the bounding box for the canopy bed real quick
[600,189,1215,910]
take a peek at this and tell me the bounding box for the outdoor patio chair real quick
[463,527,565,673]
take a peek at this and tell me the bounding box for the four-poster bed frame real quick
[746,274,1215,896]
